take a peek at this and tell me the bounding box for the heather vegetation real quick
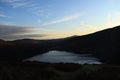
[0,61,119,80]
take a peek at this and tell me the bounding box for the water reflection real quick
[27,50,102,64]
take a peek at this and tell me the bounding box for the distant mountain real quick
[0,26,120,64]
[0,39,5,45]
[13,39,41,44]
[0,39,14,46]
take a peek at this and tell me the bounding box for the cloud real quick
[0,13,10,18]
[72,22,101,36]
[104,12,120,28]
[43,14,81,26]
[1,0,52,18]
[3,34,47,40]
[0,21,16,25]
[2,0,21,2]
[107,0,118,6]
[74,12,120,36]
[0,24,48,40]
[105,13,113,27]
[0,13,7,17]
[2,0,35,8]
[37,19,42,23]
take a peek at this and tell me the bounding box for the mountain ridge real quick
[0,26,120,64]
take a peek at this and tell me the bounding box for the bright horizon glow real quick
[0,0,120,40]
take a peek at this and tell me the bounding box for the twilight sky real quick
[0,0,120,40]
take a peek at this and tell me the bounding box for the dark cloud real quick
[2,34,47,40]
[0,24,47,40]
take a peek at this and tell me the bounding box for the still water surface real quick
[27,50,102,64]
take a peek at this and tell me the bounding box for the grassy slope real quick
[0,61,120,80]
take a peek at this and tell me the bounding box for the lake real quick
[27,50,102,64]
